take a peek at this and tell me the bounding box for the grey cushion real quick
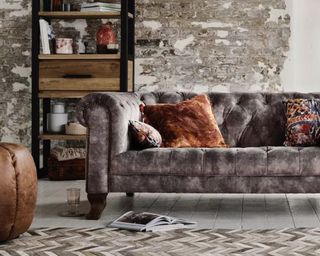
[111,147,320,177]
[267,147,300,176]
[110,176,320,193]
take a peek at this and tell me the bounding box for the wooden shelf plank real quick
[39,78,120,91]
[38,11,133,19]
[39,133,87,141]
[39,91,93,98]
[39,54,120,60]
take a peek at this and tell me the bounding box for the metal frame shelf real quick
[31,0,135,177]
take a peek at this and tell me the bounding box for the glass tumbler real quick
[67,188,80,215]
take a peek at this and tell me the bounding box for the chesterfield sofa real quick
[77,92,320,219]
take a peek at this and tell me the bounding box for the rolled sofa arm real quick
[76,92,141,194]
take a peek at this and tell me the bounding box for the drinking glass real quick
[67,188,80,215]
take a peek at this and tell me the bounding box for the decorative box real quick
[48,157,85,181]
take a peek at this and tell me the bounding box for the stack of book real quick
[80,2,121,12]
[39,19,55,54]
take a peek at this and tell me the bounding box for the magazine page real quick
[117,211,161,225]
[146,215,171,227]
[109,211,197,231]
[171,218,197,225]
[109,211,163,231]
[146,215,196,229]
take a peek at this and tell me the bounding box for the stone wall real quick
[0,0,32,144]
[135,0,290,92]
[0,0,290,145]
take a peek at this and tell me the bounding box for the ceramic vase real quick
[96,23,117,54]
[47,103,68,133]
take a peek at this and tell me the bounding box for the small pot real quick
[47,113,68,133]
[51,103,65,114]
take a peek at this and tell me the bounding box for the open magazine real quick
[109,211,196,232]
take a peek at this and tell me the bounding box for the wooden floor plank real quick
[213,194,243,229]
[265,194,295,228]
[287,194,320,228]
[242,194,268,229]
[32,180,320,229]
[167,194,201,219]
[306,195,320,225]
[192,194,221,229]
[146,194,181,215]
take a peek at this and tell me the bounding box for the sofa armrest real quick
[76,92,141,194]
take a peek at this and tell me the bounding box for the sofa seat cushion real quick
[111,147,320,177]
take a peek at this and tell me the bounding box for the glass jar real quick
[52,0,62,11]
[96,22,117,54]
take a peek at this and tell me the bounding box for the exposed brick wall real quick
[0,0,290,145]
[0,0,32,144]
[135,0,290,92]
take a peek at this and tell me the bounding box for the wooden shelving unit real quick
[39,134,87,141]
[38,91,95,98]
[39,11,133,19]
[38,54,120,60]
[32,0,135,177]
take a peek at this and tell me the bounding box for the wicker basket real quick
[65,122,87,135]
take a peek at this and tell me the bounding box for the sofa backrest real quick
[140,92,320,147]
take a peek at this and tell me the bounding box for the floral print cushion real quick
[284,98,320,146]
[129,120,162,149]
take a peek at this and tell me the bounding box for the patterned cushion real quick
[129,120,162,148]
[140,95,227,148]
[284,98,320,146]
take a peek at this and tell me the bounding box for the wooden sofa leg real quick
[86,193,108,220]
[126,192,134,197]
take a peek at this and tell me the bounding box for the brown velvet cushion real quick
[141,95,227,148]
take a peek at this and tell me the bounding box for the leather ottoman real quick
[0,143,37,241]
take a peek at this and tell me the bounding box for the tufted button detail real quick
[135,92,320,147]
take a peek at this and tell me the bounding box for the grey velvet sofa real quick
[77,92,320,219]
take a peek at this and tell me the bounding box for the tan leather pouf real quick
[0,143,37,241]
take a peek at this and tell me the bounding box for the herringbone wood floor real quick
[32,180,320,229]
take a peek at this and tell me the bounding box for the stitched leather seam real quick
[237,110,257,145]
[109,174,307,177]
[85,132,90,192]
[235,148,238,176]
[0,144,18,240]
[266,146,269,176]
[201,149,205,177]
[106,99,113,193]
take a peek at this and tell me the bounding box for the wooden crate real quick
[48,157,85,181]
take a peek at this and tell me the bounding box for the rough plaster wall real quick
[135,0,291,93]
[0,0,32,144]
[0,0,290,145]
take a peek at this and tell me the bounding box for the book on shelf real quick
[39,19,51,54]
[39,19,55,54]
[109,211,197,232]
[81,2,121,8]
[81,7,120,12]
[81,2,121,12]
